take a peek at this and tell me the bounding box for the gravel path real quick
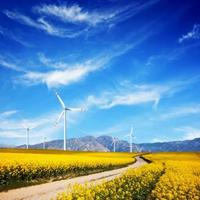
[0,156,147,200]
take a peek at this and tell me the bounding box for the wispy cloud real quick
[176,126,200,140]
[160,104,200,120]
[3,0,160,38]
[34,4,116,26]
[85,84,167,109]
[0,26,32,47]
[0,110,18,119]
[146,42,200,68]
[17,41,146,88]
[85,77,200,110]
[19,63,95,88]
[179,24,200,43]
[0,111,61,143]
[3,10,80,38]
[34,1,159,26]
[38,53,69,69]
[0,55,25,72]
[0,104,85,143]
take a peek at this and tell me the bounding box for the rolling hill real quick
[16,136,200,152]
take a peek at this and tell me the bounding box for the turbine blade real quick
[130,126,133,136]
[56,111,64,124]
[29,125,37,130]
[124,134,129,137]
[21,123,27,129]
[68,108,84,112]
[55,92,65,109]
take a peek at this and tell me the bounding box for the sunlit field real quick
[0,149,136,190]
[57,152,200,200]
[143,152,200,200]
[143,152,200,162]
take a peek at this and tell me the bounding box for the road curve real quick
[0,156,147,200]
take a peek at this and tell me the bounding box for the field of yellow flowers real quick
[0,149,135,189]
[57,152,200,200]
[145,153,200,200]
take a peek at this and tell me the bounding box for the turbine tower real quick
[43,136,46,150]
[21,123,35,149]
[55,92,84,151]
[129,126,133,153]
[125,126,133,153]
[111,136,117,152]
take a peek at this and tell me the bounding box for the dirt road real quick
[0,156,147,200]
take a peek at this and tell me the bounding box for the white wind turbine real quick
[125,126,133,153]
[43,136,47,150]
[111,136,117,152]
[55,92,84,151]
[135,145,143,152]
[132,134,142,152]
[21,123,36,149]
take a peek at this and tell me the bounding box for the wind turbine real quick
[43,136,47,150]
[111,136,117,152]
[132,134,142,152]
[86,144,90,151]
[21,123,35,149]
[135,145,143,152]
[55,92,84,151]
[125,126,133,153]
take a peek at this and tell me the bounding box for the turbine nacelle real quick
[65,108,85,112]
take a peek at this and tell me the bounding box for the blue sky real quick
[0,0,200,146]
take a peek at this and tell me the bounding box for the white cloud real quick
[4,1,160,38]
[34,1,160,27]
[0,26,32,47]
[4,16,156,88]
[18,59,102,88]
[17,41,143,88]
[179,24,200,43]
[0,56,25,72]
[0,98,84,144]
[84,76,200,110]
[161,104,200,120]
[145,43,200,67]
[0,109,81,144]
[3,10,80,38]
[38,53,70,69]
[35,4,114,26]
[0,112,57,132]
[22,66,92,88]
[0,129,25,138]
[176,127,200,140]
[85,84,169,109]
[0,110,18,119]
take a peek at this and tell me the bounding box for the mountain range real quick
[16,135,200,152]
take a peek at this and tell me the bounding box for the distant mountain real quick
[96,136,130,152]
[17,136,200,152]
[0,144,15,148]
[18,136,109,152]
[138,137,200,152]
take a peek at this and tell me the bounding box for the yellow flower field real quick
[57,152,200,200]
[0,149,136,188]
[144,153,200,200]
[57,163,164,200]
